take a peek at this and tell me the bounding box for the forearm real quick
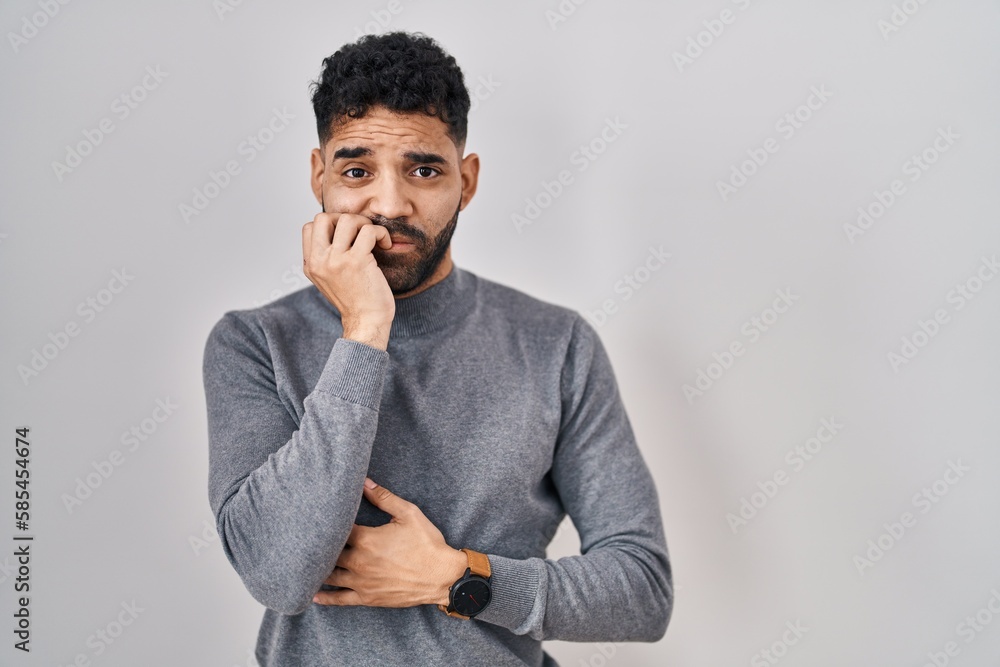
[477,510,672,641]
[214,393,379,615]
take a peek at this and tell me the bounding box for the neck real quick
[312,250,474,338]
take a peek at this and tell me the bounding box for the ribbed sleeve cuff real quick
[475,554,543,634]
[313,337,390,410]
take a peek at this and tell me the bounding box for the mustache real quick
[369,216,426,243]
[320,196,426,243]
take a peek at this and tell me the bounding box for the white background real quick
[2,1,999,665]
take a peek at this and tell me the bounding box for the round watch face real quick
[452,577,491,616]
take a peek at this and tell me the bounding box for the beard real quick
[369,198,461,295]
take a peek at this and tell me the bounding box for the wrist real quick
[342,320,391,351]
[434,547,469,607]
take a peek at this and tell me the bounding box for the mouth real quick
[381,236,416,252]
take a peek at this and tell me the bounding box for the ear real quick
[310,147,326,208]
[459,152,480,211]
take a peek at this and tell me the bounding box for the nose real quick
[367,172,413,221]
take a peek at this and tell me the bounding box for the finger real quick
[342,523,370,548]
[330,213,371,254]
[312,587,364,606]
[310,212,336,261]
[323,566,356,587]
[362,478,416,520]
[374,224,392,249]
[350,224,391,257]
[302,221,314,272]
[333,547,356,572]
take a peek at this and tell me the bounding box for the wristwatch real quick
[438,548,492,619]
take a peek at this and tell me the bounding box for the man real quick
[202,31,672,666]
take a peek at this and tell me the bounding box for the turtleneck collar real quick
[389,263,476,337]
[314,263,477,338]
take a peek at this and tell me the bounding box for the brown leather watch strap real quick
[462,548,491,578]
[438,605,470,619]
[438,549,491,619]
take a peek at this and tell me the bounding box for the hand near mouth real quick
[302,212,395,350]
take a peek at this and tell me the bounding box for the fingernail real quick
[364,477,377,489]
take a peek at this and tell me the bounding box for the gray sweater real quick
[202,263,672,666]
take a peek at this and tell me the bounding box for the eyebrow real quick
[403,151,448,165]
[331,146,449,165]
[332,146,372,160]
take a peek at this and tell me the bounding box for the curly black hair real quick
[310,31,471,150]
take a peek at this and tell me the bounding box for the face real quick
[310,105,479,296]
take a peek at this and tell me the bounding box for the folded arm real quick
[203,312,389,615]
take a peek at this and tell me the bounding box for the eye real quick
[344,168,368,179]
[413,166,440,178]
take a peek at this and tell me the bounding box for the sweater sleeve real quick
[202,311,389,616]
[474,314,673,642]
